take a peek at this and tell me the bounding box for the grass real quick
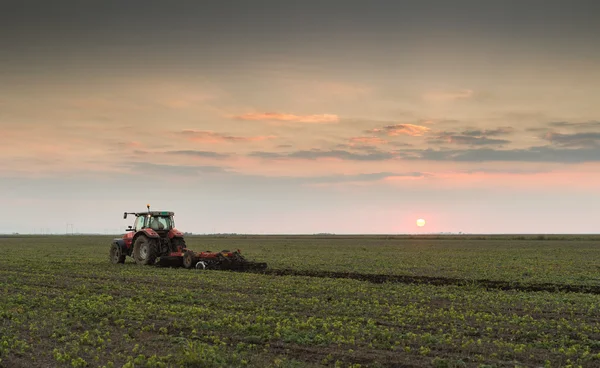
[1,235,600,367]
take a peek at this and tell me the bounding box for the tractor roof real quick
[134,211,174,217]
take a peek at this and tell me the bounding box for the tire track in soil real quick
[256,268,600,295]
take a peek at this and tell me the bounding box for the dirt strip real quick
[256,268,600,294]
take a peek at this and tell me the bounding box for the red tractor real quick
[109,205,267,271]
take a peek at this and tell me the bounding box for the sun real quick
[416,218,426,227]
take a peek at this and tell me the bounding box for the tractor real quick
[109,205,267,271]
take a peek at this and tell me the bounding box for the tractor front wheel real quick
[133,235,158,265]
[109,243,126,264]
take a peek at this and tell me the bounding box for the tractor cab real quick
[124,204,176,236]
[127,212,175,233]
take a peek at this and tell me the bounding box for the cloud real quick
[290,150,396,161]
[130,149,230,160]
[249,149,396,161]
[335,144,379,152]
[180,130,276,143]
[124,162,228,176]
[115,141,143,149]
[528,121,600,133]
[423,89,474,101]
[311,172,423,183]
[525,127,550,133]
[366,124,430,137]
[247,152,283,159]
[429,133,511,146]
[302,171,428,185]
[164,150,230,159]
[543,132,600,148]
[460,168,550,175]
[461,127,515,136]
[427,126,514,146]
[348,137,388,145]
[336,136,392,152]
[232,112,339,123]
[548,121,600,129]
[401,146,600,163]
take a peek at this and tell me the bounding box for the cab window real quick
[149,216,171,230]
[135,216,146,231]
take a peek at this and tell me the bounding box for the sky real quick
[1,0,600,234]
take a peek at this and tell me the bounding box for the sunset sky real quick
[2,0,599,234]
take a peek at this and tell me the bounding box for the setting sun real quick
[416,219,426,227]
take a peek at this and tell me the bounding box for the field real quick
[2,235,600,367]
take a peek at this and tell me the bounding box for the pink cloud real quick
[233,112,340,123]
[180,130,276,143]
[348,137,388,145]
[382,175,428,182]
[367,124,431,137]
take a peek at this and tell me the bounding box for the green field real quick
[2,235,600,367]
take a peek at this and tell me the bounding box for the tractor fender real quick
[122,232,134,248]
[132,229,160,245]
[168,228,184,239]
[112,238,126,249]
[140,228,160,238]
[112,238,128,255]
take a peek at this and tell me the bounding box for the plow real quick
[109,205,267,271]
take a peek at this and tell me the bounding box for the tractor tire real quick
[109,243,126,264]
[182,250,197,269]
[171,237,187,252]
[133,235,158,266]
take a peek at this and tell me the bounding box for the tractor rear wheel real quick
[109,243,126,264]
[182,250,197,269]
[133,235,158,265]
